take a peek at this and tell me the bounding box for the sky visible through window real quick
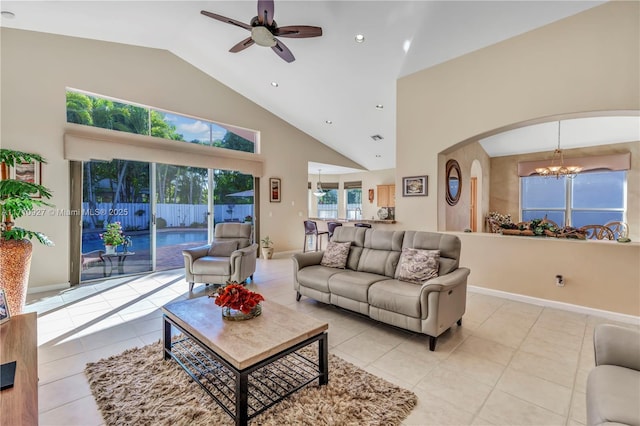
[161,112,229,145]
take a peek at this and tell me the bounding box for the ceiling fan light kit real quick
[201,0,322,63]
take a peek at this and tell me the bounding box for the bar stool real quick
[354,223,372,228]
[303,220,329,252]
[327,221,343,240]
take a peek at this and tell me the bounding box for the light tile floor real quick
[26,256,636,426]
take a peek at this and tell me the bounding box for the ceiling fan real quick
[201,0,323,63]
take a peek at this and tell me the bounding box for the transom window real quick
[66,89,256,153]
[521,170,626,227]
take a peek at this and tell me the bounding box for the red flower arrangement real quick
[213,282,264,314]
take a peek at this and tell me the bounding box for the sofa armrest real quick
[182,245,210,269]
[292,251,324,271]
[594,324,640,371]
[420,267,471,295]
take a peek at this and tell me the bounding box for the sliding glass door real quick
[80,159,152,281]
[78,160,255,283]
[155,164,209,271]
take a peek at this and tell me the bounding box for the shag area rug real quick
[85,340,417,426]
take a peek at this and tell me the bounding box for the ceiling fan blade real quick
[200,10,251,31]
[229,37,255,53]
[274,26,323,38]
[257,0,275,26]
[271,39,295,63]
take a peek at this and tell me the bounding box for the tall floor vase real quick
[0,239,33,315]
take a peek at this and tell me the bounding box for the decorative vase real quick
[105,244,116,255]
[261,248,274,260]
[222,304,262,321]
[0,239,33,315]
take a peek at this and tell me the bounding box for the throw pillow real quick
[320,241,351,269]
[207,241,239,257]
[395,248,440,284]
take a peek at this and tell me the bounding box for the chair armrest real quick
[229,244,258,281]
[594,324,640,371]
[182,245,210,270]
[292,251,324,271]
[230,244,258,261]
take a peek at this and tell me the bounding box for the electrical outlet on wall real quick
[556,274,565,287]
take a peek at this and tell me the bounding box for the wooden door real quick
[470,177,477,232]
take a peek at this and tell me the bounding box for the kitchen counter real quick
[309,217,396,224]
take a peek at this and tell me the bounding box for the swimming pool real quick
[82,229,208,252]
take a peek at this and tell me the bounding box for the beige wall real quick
[0,28,361,290]
[490,141,640,241]
[439,142,491,232]
[396,1,640,315]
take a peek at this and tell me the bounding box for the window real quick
[66,90,256,153]
[344,181,362,220]
[317,190,338,219]
[521,171,626,227]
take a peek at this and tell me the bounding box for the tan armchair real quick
[182,223,258,291]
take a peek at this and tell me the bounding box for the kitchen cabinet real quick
[377,184,395,207]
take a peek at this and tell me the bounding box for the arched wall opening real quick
[438,111,639,237]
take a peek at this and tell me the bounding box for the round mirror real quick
[446,159,461,206]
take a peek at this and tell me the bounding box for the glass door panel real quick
[155,164,209,271]
[81,159,152,281]
[213,170,255,230]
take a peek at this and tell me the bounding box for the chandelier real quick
[313,169,326,197]
[535,121,583,179]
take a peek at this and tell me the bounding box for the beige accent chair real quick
[182,223,258,291]
[587,324,640,426]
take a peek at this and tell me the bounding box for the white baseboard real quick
[469,285,640,326]
[27,282,70,294]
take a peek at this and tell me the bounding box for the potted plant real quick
[0,149,54,315]
[100,221,125,254]
[260,235,274,260]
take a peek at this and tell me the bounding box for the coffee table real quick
[161,297,328,426]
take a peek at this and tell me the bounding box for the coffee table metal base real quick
[163,315,328,425]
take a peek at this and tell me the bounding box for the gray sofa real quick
[182,223,258,291]
[292,226,470,350]
[587,324,640,426]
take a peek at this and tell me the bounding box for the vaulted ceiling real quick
[5,0,628,175]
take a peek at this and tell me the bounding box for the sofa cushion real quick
[207,241,238,257]
[395,248,440,284]
[368,279,422,318]
[328,271,386,303]
[403,231,461,275]
[332,227,366,270]
[296,265,342,293]
[192,257,232,275]
[320,241,351,268]
[587,365,640,426]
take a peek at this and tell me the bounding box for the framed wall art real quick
[269,177,281,202]
[402,175,428,197]
[10,160,42,198]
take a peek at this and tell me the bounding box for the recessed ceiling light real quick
[325,120,333,124]
[270,81,279,87]
[375,104,384,110]
[1,11,15,19]
[355,34,365,43]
